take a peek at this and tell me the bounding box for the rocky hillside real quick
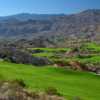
[0,9,100,44]
[0,80,65,100]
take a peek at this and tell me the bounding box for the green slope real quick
[0,61,100,100]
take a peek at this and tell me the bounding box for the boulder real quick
[31,57,52,66]
[95,68,100,75]
[0,47,51,66]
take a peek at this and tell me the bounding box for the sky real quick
[0,0,100,16]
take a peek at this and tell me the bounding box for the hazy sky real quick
[0,0,100,16]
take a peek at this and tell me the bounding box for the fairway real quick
[0,61,99,100]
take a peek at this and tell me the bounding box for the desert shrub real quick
[45,87,62,96]
[11,79,26,88]
[77,54,92,59]
[72,48,79,52]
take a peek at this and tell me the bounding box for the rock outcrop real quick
[0,80,65,100]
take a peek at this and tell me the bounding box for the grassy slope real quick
[31,43,100,64]
[29,48,70,52]
[0,61,100,100]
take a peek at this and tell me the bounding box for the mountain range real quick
[0,9,100,43]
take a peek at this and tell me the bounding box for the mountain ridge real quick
[0,9,100,45]
[0,13,65,21]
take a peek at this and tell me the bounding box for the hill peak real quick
[79,9,100,15]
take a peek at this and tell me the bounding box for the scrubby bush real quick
[11,79,26,87]
[77,54,92,59]
[45,87,62,96]
[73,96,82,100]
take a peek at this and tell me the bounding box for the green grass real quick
[31,48,70,62]
[81,42,100,52]
[28,47,70,52]
[76,55,100,64]
[33,52,54,58]
[30,45,100,64]
[0,61,100,100]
